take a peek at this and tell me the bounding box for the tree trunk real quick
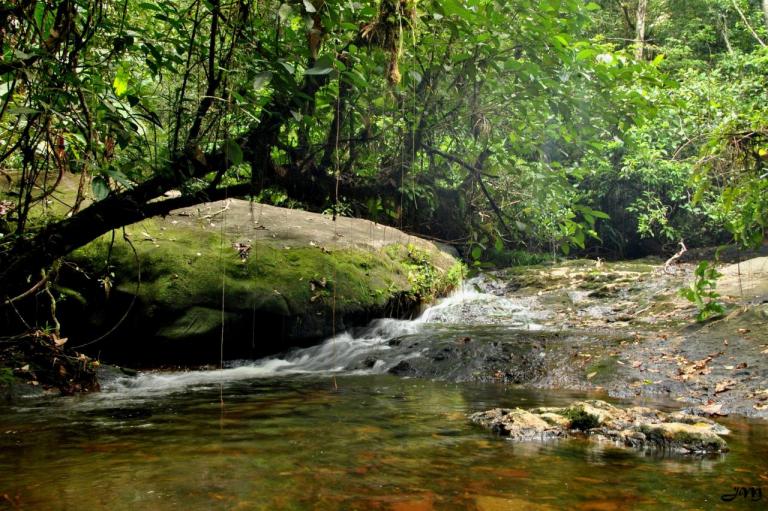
[763,0,768,31]
[720,14,734,53]
[635,0,648,60]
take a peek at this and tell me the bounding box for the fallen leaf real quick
[587,372,597,379]
[737,328,750,334]
[631,360,643,368]
[54,337,68,346]
[735,362,748,369]
[715,379,737,394]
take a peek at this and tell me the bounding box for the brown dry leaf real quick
[737,328,751,334]
[754,403,768,411]
[587,372,598,379]
[54,337,68,347]
[714,379,737,394]
[692,356,713,370]
[735,362,748,369]
[631,360,643,368]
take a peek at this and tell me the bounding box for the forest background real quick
[0,0,766,303]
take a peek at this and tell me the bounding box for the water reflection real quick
[0,375,765,510]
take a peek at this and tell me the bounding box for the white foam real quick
[101,280,535,397]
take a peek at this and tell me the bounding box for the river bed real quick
[1,374,767,510]
[1,280,767,510]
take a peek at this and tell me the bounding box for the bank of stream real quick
[2,257,768,509]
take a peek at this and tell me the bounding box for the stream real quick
[1,284,767,510]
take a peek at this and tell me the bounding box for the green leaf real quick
[441,0,475,21]
[92,176,110,201]
[305,55,334,75]
[223,140,243,166]
[113,67,129,97]
[470,246,483,260]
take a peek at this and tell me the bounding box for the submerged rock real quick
[470,399,729,454]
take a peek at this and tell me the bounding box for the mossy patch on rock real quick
[61,200,460,365]
[562,407,601,431]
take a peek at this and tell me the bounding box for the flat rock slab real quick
[470,399,729,454]
[718,257,768,302]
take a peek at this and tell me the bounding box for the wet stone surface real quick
[470,399,730,454]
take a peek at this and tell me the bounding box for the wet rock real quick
[470,399,729,454]
[469,408,565,440]
[637,422,728,453]
[388,360,413,376]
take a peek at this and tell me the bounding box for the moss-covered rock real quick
[470,399,730,454]
[639,422,728,453]
[60,200,460,365]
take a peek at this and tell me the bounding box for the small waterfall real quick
[102,280,538,396]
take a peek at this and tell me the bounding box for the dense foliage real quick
[0,0,766,303]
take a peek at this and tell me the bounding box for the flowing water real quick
[1,286,767,510]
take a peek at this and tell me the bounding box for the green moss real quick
[562,407,601,431]
[0,367,14,386]
[69,214,459,345]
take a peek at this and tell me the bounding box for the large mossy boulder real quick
[61,200,461,366]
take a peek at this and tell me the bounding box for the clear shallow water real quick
[2,284,767,510]
[1,375,767,510]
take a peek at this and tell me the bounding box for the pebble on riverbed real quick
[469,400,729,454]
